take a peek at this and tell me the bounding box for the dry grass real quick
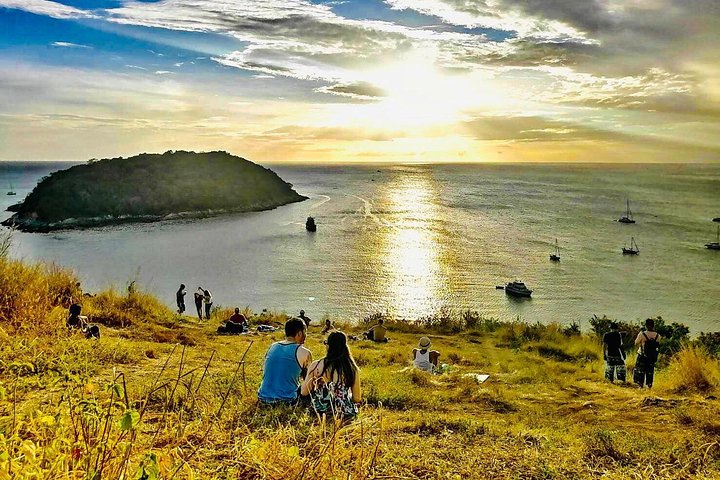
[661,346,720,394]
[2,251,720,479]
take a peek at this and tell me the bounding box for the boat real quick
[622,237,639,255]
[713,217,720,223]
[617,199,635,224]
[505,281,532,297]
[549,238,560,262]
[305,216,317,232]
[706,225,720,250]
[6,183,16,196]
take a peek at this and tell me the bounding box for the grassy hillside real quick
[1,247,720,479]
[3,151,306,231]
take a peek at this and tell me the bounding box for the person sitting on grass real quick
[413,337,440,373]
[634,318,661,388]
[258,318,313,404]
[218,307,249,334]
[301,331,361,421]
[363,318,388,343]
[321,318,335,334]
[66,304,100,340]
[603,322,626,383]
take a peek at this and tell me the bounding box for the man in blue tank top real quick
[258,318,313,403]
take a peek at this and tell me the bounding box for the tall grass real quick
[663,346,720,394]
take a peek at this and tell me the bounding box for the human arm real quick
[297,346,313,378]
[300,359,322,397]
[351,368,361,403]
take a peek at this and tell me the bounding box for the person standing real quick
[258,319,313,404]
[194,287,204,321]
[299,309,312,327]
[203,289,213,320]
[634,318,661,388]
[603,322,626,382]
[176,284,186,314]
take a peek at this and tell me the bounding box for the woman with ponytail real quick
[301,331,361,421]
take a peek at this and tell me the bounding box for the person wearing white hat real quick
[413,337,440,373]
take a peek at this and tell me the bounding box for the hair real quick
[285,318,306,337]
[321,331,358,387]
[300,310,305,315]
[234,307,240,313]
[645,318,655,330]
[610,322,619,330]
[69,304,82,316]
[180,283,185,289]
[378,318,384,325]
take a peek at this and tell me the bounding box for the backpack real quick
[641,332,659,364]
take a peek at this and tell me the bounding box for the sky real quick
[0,0,719,163]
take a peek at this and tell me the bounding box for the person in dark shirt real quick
[299,310,312,327]
[603,322,626,382]
[227,307,249,333]
[176,284,186,314]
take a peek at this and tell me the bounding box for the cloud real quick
[0,0,95,19]
[51,41,92,49]
[263,125,407,142]
[314,82,386,100]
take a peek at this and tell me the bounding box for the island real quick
[2,150,307,232]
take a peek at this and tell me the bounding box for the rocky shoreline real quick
[2,198,307,232]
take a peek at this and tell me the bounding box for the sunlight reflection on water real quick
[380,170,443,319]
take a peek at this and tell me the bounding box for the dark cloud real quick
[315,82,386,100]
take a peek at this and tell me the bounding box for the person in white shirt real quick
[633,318,661,388]
[413,337,440,373]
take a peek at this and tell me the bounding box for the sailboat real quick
[617,199,635,224]
[706,226,720,250]
[6,183,16,196]
[622,237,639,255]
[549,238,560,262]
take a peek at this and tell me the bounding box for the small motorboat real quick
[305,216,317,232]
[706,225,720,250]
[549,238,560,262]
[617,199,635,224]
[505,281,532,297]
[713,217,720,223]
[622,237,639,255]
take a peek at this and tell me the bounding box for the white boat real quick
[617,199,635,224]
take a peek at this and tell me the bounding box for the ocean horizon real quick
[1,160,719,332]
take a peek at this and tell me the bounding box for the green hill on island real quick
[3,150,307,232]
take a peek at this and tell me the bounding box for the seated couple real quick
[363,318,388,343]
[258,319,361,420]
[217,308,249,334]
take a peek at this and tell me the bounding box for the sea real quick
[1,161,719,332]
